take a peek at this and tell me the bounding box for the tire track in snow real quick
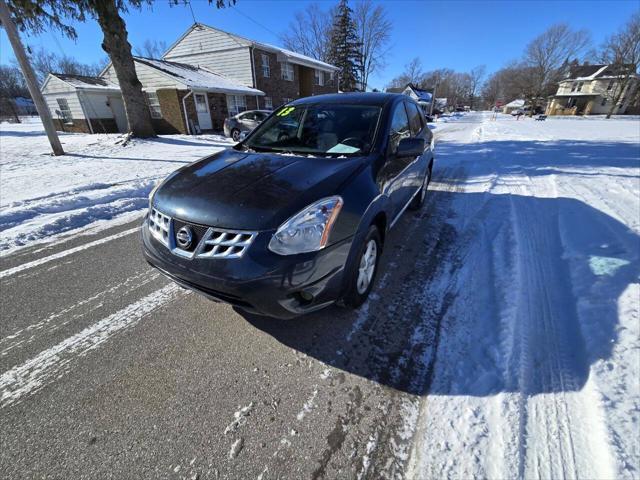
[0,283,185,408]
[508,175,616,479]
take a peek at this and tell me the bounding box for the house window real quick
[601,97,607,106]
[329,71,335,81]
[571,82,577,92]
[261,54,270,78]
[146,92,163,118]
[607,80,614,91]
[282,97,293,105]
[227,95,246,116]
[576,82,584,92]
[56,98,73,124]
[314,69,324,86]
[263,96,273,110]
[281,62,294,81]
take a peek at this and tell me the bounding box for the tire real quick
[409,163,432,210]
[341,225,382,309]
[231,129,241,142]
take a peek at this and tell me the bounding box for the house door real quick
[194,93,212,130]
[109,96,128,133]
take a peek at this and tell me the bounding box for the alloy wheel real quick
[356,239,378,294]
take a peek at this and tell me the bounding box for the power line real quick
[230,5,281,41]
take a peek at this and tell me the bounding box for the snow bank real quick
[407,112,639,479]
[0,121,234,254]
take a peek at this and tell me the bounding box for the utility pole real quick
[0,0,64,155]
[430,79,438,116]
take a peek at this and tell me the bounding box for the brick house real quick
[42,58,264,134]
[41,23,339,135]
[162,23,340,111]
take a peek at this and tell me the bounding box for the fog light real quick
[299,291,314,303]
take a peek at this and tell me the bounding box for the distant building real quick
[547,64,639,116]
[502,99,525,114]
[385,83,434,113]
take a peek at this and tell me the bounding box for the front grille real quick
[148,207,255,259]
[149,208,170,247]
[199,229,256,259]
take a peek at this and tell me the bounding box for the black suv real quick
[142,93,434,318]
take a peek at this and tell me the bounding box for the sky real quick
[1,0,638,90]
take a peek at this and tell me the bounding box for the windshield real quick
[242,104,381,156]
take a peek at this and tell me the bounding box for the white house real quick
[40,73,123,133]
[502,99,525,114]
[547,63,639,116]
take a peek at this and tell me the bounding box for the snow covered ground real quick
[1,112,638,479]
[407,112,639,479]
[0,120,233,254]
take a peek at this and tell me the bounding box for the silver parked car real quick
[223,110,271,141]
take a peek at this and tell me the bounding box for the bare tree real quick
[468,65,486,109]
[281,3,333,61]
[387,57,424,89]
[598,11,640,118]
[27,48,104,85]
[481,70,501,109]
[134,39,168,59]
[353,0,391,91]
[522,23,591,113]
[0,63,29,121]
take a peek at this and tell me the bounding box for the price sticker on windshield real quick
[277,106,296,117]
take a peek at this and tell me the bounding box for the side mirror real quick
[396,137,425,157]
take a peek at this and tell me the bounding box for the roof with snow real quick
[134,57,264,95]
[563,63,638,81]
[165,23,339,72]
[48,73,120,91]
[408,86,433,103]
[504,99,525,108]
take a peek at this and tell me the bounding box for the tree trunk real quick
[90,0,155,138]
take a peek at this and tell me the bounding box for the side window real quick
[389,103,411,152]
[406,102,424,136]
[56,98,73,124]
[242,112,256,121]
[145,92,162,119]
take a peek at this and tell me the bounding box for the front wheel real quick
[231,129,241,142]
[341,225,382,308]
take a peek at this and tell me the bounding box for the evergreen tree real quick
[327,0,362,91]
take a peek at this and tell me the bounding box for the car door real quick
[381,101,413,218]
[404,100,431,192]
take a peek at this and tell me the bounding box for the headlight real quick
[268,196,343,255]
[148,183,160,209]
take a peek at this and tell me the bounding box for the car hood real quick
[153,148,365,231]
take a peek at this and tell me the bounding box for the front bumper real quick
[141,216,353,319]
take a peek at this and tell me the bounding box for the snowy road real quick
[0,113,638,479]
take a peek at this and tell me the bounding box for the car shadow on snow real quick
[237,150,638,397]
